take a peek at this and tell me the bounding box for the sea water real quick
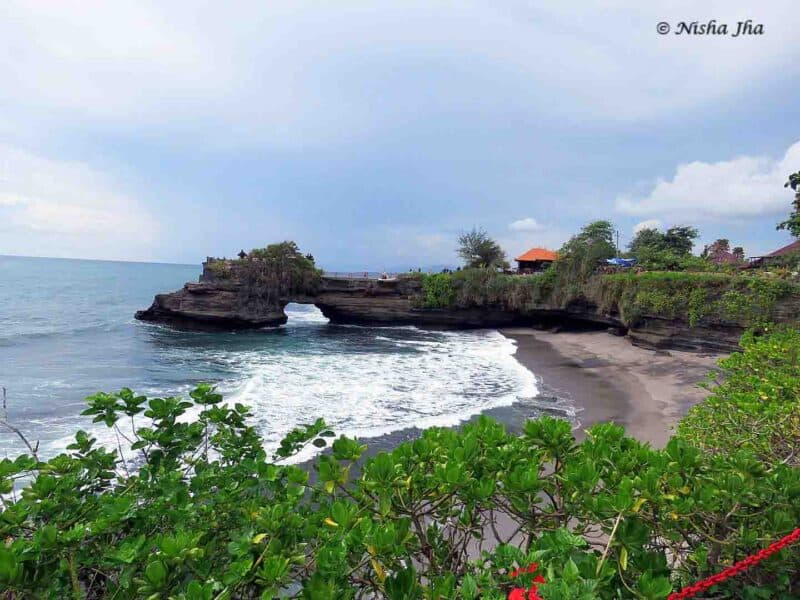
[0,255,545,460]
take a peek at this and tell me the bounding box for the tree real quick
[557,220,616,280]
[777,171,800,238]
[456,228,508,269]
[245,241,320,298]
[628,227,664,255]
[662,226,699,255]
[627,225,703,270]
[701,238,730,259]
[732,246,745,260]
[574,220,616,249]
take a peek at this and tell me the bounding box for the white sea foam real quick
[221,305,539,459]
[20,305,545,462]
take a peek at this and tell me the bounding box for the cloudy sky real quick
[1,1,799,268]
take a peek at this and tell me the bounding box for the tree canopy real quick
[777,171,800,238]
[456,228,508,269]
[627,227,662,256]
[627,225,700,270]
[243,241,320,299]
[629,226,698,257]
[554,220,617,280]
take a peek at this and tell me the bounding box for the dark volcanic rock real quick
[136,260,797,353]
[627,317,742,353]
[314,277,518,328]
[135,282,288,329]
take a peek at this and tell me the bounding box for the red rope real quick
[668,528,800,599]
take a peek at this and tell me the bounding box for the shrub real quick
[679,326,800,467]
[420,273,456,308]
[595,272,800,327]
[240,241,321,301]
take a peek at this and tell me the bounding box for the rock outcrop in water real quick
[135,262,518,329]
[135,281,291,329]
[134,257,800,353]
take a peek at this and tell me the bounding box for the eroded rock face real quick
[627,319,742,353]
[135,273,745,351]
[135,282,289,329]
[136,262,795,353]
[314,277,518,327]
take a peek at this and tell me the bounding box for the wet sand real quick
[499,328,723,447]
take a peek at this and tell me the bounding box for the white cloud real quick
[1,0,799,149]
[0,144,158,259]
[509,217,544,232]
[633,219,662,233]
[616,140,800,222]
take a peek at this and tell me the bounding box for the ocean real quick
[0,255,557,461]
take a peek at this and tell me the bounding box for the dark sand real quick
[499,328,723,447]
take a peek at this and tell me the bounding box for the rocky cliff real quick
[133,260,796,353]
[135,268,519,330]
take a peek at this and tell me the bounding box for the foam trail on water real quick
[28,305,546,462]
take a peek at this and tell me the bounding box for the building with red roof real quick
[747,240,800,267]
[515,247,558,273]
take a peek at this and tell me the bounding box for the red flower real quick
[507,563,546,600]
[510,562,539,578]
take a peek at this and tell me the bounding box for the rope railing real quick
[668,528,800,599]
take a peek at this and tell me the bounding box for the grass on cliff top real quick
[418,268,800,328]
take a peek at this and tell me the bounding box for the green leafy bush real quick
[594,272,800,327]
[679,326,800,467]
[420,273,456,308]
[416,268,800,332]
[2,329,800,599]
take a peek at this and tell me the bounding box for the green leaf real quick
[460,573,478,599]
[145,561,167,586]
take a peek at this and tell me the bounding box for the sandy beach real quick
[499,327,725,447]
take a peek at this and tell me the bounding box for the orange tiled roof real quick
[516,247,558,262]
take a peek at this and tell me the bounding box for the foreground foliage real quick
[1,331,799,599]
[679,326,800,466]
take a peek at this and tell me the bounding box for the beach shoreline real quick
[499,327,724,447]
[300,326,725,468]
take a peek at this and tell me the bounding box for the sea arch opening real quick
[283,302,329,327]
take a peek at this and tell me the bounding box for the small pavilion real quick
[515,247,558,273]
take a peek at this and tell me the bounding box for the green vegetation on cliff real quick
[420,217,800,330]
[207,241,321,302]
[591,271,800,327]
[420,268,800,328]
[1,329,799,598]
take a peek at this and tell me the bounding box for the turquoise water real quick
[0,255,539,460]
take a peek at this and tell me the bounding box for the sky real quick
[1,1,799,269]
